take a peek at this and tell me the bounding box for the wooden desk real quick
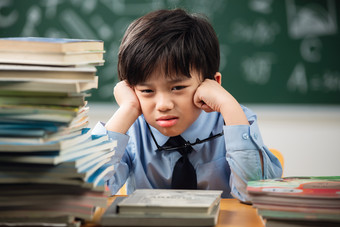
[217,199,264,227]
[86,197,264,227]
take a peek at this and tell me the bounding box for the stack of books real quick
[247,176,340,227]
[0,37,116,226]
[101,189,223,226]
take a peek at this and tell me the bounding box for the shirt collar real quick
[146,111,223,152]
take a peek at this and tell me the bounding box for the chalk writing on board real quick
[241,53,275,85]
[286,0,339,94]
[300,37,322,63]
[0,0,18,28]
[249,0,274,14]
[1,0,339,103]
[230,19,280,45]
[286,0,337,39]
[288,63,340,93]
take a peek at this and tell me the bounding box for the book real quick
[0,127,92,152]
[0,155,112,181]
[0,77,98,93]
[0,105,89,125]
[0,89,84,97]
[116,189,222,215]
[0,95,87,107]
[0,162,114,191]
[247,177,340,224]
[265,219,340,227]
[0,50,104,66]
[101,196,221,227]
[0,114,89,138]
[0,64,97,81]
[0,139,116,165]
[0,37,104,66]
[0,215,81,227]
[247,176,340,199]
[0,189,109,208]
[0,127,84,144]
[0,104,80,117]
[258,209,340,222]
[0,37,104,53]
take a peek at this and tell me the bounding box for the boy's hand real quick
[193,79,228,113]
[193,77,249,126]
[105,80,142,133]
[114,80,142,116]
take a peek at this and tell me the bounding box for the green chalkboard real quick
[1,0,339,104]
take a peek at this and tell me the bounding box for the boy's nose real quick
[156,93,174,111]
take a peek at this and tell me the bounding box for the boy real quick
[93,8,282,203]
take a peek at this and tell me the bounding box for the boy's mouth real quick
[156,116,178,127]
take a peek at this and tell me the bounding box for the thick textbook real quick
[0,64,97,82]
[0,37,104,53]
[116,189,222,215]
[0,37,104,66]
[0,95,86,107]
[0,77,98,93]
[101,195,221,227]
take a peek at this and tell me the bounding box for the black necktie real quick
[164,136,197,189]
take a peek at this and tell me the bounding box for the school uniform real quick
[92,105,282,202]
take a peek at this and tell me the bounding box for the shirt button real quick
[254,133,258,140]
[242,133,249,140]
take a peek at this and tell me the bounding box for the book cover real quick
[101,196,221,227]
[116,189,222,215]
[247,176,340,199]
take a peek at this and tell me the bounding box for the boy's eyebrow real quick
[137,78,190,86]
[169,78,190,83]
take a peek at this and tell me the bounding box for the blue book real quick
[0,128,91,152]
[0,137,116,165]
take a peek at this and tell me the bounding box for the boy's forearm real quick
[105,105,140,134]
[220,97,249,126]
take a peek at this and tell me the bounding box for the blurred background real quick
[1,0,339,177]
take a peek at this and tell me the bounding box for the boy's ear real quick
[214,72,222,85]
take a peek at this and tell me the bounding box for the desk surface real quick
[86,197,264,227]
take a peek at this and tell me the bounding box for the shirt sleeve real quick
[224,106,283,203]
[91,121,130,195]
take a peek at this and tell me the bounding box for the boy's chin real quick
[156,126,185,137]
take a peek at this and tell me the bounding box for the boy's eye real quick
[172,86,186,91]
[141,89,153,93]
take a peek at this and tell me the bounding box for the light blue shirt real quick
[92,105,282,202]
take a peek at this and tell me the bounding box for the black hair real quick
[117,8,220,85]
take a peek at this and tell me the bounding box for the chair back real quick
[269,148,284,177]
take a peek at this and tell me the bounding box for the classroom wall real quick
[88,103,340,177]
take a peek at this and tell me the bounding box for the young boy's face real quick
[134,70,202,137]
